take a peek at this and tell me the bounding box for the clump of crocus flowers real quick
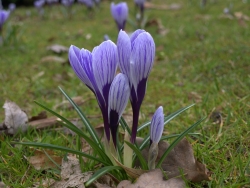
[69,29,164,167]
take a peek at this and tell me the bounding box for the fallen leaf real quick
[136,138,211,182]
[0,182,8,188]
[46,44,68,53]
[0,100,28,135]
[40,56,68,64]
[234,12,250,21]
[29,111,47,122]
[32,178,56,188]
[28,116,60,129]
[27,150,62,170]
[145,19,169,36]
[50,155,92,188]
[53,96,92,110]
[117,169,185,188]
[188,92,202,103]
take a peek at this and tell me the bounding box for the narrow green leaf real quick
[85,166,124,187]
[124,141,148,170]
[58,87,102,150]
[34,101,111,164]
[120,116,131,135]
[156,117,205,168]
[14,142,110,166]
[137,104,195,133]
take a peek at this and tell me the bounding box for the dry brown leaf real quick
[50,155,92,188]
[53,96,92,110]
[29,111,47,122]
[117,169,185,188]
[0,182,8,188]
[46,44,68,53]
[27,150,62,170]
[136,138,211,182]
[32,178,56,188]
[0,100,28,135]
[28,116,60,129]
[40,56,68,64]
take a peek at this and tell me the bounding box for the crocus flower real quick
[69,40,118,141]
[148,106,164,170]
[8,3,16,12]
[110,2,128,31]
[46,0,59,5]
[134,0,145,14]
[34,0,45,9]
[117,29,155,143]
[108,73,130,146]
[150,106,164,144]
[61,0,74,7]
[0,10,10,32]
[78,0,94,8]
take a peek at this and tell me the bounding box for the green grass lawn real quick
[0,0,250,187]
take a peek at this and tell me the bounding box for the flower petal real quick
[150,106,164,143]
[110,2,128,30]
[130,32,155,93]
[68,45,95,91]
[117,30,131,78]
[92,40,118,101]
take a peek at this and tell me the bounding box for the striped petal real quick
[130,32,155,94]
[117,30,131,78]
[68,45,95,91]
[150,106,164,143]
[0,10,10,27]
[108,73,130,145]
[92,40,118,102]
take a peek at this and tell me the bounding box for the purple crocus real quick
[78,0,94,8]
[110,2,128,31]
[61,0,74,7]
[117,29,155,143]
[34,0,45,9]
[46,0,59,4]
[8,3,16,12]
[69,40,118,141]
[108,73,130,146]
[150,106,164,144]
[134,0,145,14]
[0,10,10,32]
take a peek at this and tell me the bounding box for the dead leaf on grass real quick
[27,150,62,170]
[28,116,60,129]
[50,155,93,188]
[0,182,8,188]
[40,56,68,64]
[53,96,92,110]
[136,138,211,182]
[46,44,68,54]
[117,169,185,188]
[32,178,56,188]
[145,19,169,36]
[0,100,28,135]
[29,111,47,122]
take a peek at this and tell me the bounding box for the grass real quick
[0,0,250,187]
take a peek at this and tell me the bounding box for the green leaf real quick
[120,116,131,135]
[34,101,111,165]
[137,104,195,133]
[156,117,205,168]
[14,142,110,166]
[124,141,148,170]
[85,166,124,187]
[58,87,102,150]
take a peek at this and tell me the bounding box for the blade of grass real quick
[85,166,124,187]
[34,101,111,164]
[156,117,205,168]
[124,141,148,170]
[14,142,110,166]
[120,116,131,135]
[137,104,195,133]
[58,87,102,149]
